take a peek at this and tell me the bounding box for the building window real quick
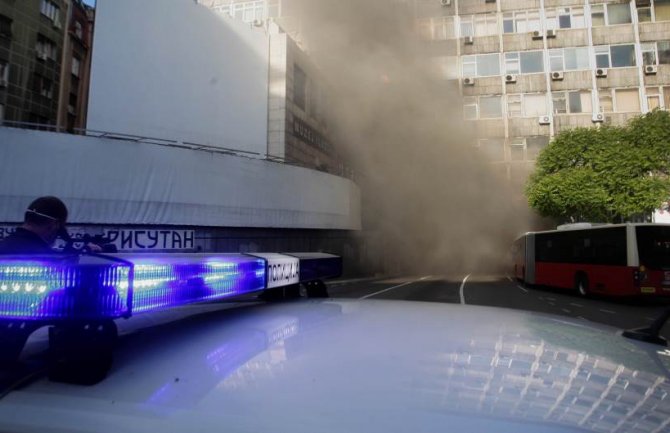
[461,14,498,37]
[660,41,670,64]
[33,74,53,99]
[433,17,455,40]
[71,57,81,77]
[642,43,657,65]
[0,62,8,85]
[552,91,592,114]
[463,96,502,119]
[36,34,57,60]
[74,21,83,40]
[656,0,670,21]
[0,14,11,38]
[479,95,503,118]
[548,47,590,71]
[527,136,549,160]
[599,92,613,112]
[462,54,500,77]
[40,0,60,23]
[507,94,522,117]
[228,1,265,23]
[505,51,544,74]
[611,45,636,67]
[0,104,4,121]
[591,3,632,26]
[478,138,505,161]
[507,93,547,117]
[509,138,525,161]
[419,17,456,40]
[546,7,585,30]
[293,65,306,110]
[608,3,632,24]
[503,10,540,33]
[647,87,661,110]
[614,88,641,112]
[594,44,636,68]
[464,97,478,120]
[638,4,652,22]
[664,86,670,110]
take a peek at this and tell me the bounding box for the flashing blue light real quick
[126,256,266,314]
[0,255,266,321]
[0,258,130,321]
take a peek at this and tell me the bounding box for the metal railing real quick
[0,120,357,181]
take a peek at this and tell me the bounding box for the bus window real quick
[636,226,670,269]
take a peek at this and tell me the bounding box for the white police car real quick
[0,254,668,432]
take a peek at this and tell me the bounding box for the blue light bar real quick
[0,254,266,321]
[119,255,266,314]
[0,256,131,321]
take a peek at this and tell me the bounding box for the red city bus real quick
[512,223,670,297]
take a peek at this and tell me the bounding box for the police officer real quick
[0,196,68,254]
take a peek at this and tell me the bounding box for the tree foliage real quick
[526,110,670,223]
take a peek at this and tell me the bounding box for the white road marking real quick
[599,309,616,315]
[646,317,656,321]
[359,276,431,300]
[546,297,557,301]
[460,274,471,305]
[517,284,528,293]
[577,316,587,321]
[569,303,584,308]
[506,275,514,283]
[548,302,556,307]
[562,309,572,314]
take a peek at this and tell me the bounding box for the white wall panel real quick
[0,128,361,230]
[88,0,269,155]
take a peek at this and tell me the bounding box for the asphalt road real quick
[327,274,670,341]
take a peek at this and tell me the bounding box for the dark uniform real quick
[0,227,55,254]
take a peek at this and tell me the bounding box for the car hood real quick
[0,300,669,433]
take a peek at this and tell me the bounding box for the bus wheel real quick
[575,274,589,297]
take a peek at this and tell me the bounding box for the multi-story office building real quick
[415,0,670,186]
[0,0,93,130]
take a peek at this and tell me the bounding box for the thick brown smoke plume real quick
[287,0,537,275]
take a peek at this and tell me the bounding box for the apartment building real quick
[415,0,670,185]
[57,0,94,132]
[0,0,93,130]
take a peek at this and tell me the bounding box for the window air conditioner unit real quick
[532,30,543,40]
[463,77,475,86]
[551,71,564,81]
[0,79,7,88]
[595,68,608,78]
[253,19,264,27]
[546,29,557,38]
[36,52,47,61]
[53,20,62,30]
[644,65,657,75]
[539,115,551,125]
[592,113,605,123]
[464,35,474,45]
[440,0,451,6]
[505,74,517,83]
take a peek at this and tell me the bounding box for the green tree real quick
[526,110,670,223]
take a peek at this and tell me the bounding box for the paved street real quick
[327,274,670,341]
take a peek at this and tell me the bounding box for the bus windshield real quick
[636,226,670,269]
